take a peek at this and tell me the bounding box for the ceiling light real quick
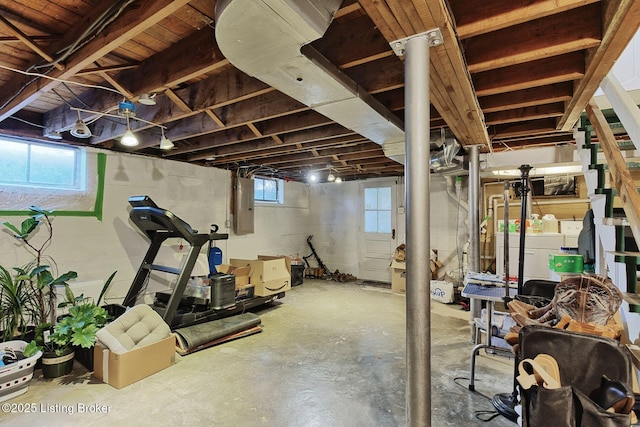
[327,173,336,182]
[159,128,174,150]
[335,176,342,183]
[45,130,63,140]
[121,129,138,146]
[308,172,318,182]
[121,116,138,147]
[138,93,156,106]
[70,111,91,138]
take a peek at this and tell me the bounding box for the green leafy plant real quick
[1,207,77,341]
[0,265,41,341]
[24,271,117,358]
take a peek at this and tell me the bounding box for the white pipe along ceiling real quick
[215,0,407,164]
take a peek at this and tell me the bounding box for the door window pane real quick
[364,186,392,233]
[379,187,391,210]
[364,188,377,209]
[378,210,391,233]
[364,211,378,232]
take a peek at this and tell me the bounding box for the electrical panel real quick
[234,177,254,235]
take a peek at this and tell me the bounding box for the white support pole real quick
[404,33,434,427]
[391,28,442,427]
[468,146,482,327]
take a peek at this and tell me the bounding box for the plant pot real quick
[0,340,42,402]
[74,346,94,371]
[41,347,75,378]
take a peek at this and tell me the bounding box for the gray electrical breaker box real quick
[234,177,254,235]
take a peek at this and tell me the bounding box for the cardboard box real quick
[230,257,291,297]
[430,260,444,279]
[258,255,292,274]
[218,264,252,286]
[391,260,406,293]
[93,335,176,389]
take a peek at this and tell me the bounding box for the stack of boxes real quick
[219,255,292,298]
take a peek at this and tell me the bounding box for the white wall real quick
[1,149,466,301]
[0,148,311,303]
[306,180,361,276]
[306,175,464,282]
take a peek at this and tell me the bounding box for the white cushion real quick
[96,304,170,353]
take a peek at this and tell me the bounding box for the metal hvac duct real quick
[214,0,406,163]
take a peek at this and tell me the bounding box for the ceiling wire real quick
[32,0,135,71]
[7,116,45,128]
[0,64,125,96]
[1,0,134,112]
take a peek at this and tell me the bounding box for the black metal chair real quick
[520,279,558,302]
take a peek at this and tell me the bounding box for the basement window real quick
[0,137,85,190]
[254,176,284,204]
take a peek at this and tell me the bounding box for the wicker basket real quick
[0,340,42,402]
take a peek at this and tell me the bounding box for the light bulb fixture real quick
[70,110,91,138]
[159,128,174,150]
[327,173,336,182]
[44,130,63,140]
[120,116,139,147]
[308,172,318,183]
[70,106,168,147]
[335,176,342,183]
[138,93,157,106]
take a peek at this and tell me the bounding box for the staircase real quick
[575,89,640,372]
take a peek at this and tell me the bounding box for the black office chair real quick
[516,279,558,308]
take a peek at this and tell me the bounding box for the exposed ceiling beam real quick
[0,0,192,121]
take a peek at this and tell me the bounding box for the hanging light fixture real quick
[69,102,167,148]
[326,162,336,182]
[138,93,157,106]
[70,110,91,138]
[120,116,139,147]
[335,176,342,183]
[159,128,174,150]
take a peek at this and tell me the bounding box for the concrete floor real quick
[2,280,516,426]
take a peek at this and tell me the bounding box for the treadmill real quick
[123,195,284,330]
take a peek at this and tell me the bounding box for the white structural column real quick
[393,29,442,427]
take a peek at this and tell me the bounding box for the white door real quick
[359,180,398,282]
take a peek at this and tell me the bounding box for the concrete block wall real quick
[1,148,464,301]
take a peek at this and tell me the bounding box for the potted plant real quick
[24,270,117,377]
[26,288,107,378]
[1,207,77,340]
